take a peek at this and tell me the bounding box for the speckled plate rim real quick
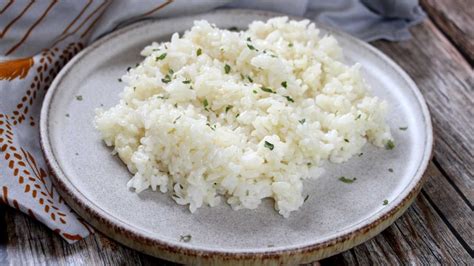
[40,9,433,265]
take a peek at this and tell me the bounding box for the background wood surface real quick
[1,1,473,265]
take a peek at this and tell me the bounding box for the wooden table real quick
[1,1,472,264]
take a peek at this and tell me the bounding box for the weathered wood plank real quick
[2,207,174,265]
[423,162,473,251]
[322,189,473,265]
[420,0,474,63]
[373,19,474,204]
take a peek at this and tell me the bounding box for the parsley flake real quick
[118,78,122,82]
[247,44,256,50]
[203,98,209,108]
[196,48,202,56]
[288,42,293,47]
[299,119,306,124]
[281,81,287,88]
[161,74,171,83]
[339,176,356,184]
[385,140,395,150]
[388,168,393,173]
[224,64,231,74]
[180,234,192,242]
[344,138,349,143]
[356,114,361,120]
[285,96,294,103]
[261,87,275,93]
[383,199,389,205]
[155,53,167,61]
[225,105,233,113]
[182,80,191,84]
[75,95,83,101]
[247,76,253,83]
[304,195,309,202]
[399,127,408,131]
[264,141,274,150]
[253,90,257,94]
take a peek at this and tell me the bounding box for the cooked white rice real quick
[94,17,393,217]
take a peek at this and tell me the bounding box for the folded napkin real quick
[0,0,425,243]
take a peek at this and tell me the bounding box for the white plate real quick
[40,10,433,265]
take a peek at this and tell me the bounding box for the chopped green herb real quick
[157,95,168,100]
[225,105,233,113]
[224,64,231,74]
[203,98,209,108]
[127,67,131,71]
[281,81,287,88]
[264,141,274,150]
[228,26,239,32]
[399,127,408,131]
[161,74,171,83]
[288,42,293,47]
[247,37,251,42]
[304,195,309,202]
[383,199,389,205]
[133,87,136,91]
[169,68,174,75]
[358,153,363,157]
[75,152,79,156]
[152,48,159,51]
[267,244,275,248]
[182,80,191,84]
[284,96,294,102]
[174,103,177,108]
[155,53,167,61]
[388,168,393,173]
[247,76,253,83]
[180,234,192,242]
[189,86,193,90]
[100,103,104,107]
[261,87,275,93]
[235,113,240,118]
[385,140,395,150]
[356,114,361,120]
[299,119,306,125]
[196,48,202,56]
[253,90,257,94]
[339,176,356,184]
[75,95,83,101]
[206,122,215,131]
[173,115,181,124]
[247,44,256,50]
[240,74,245,80]
[344,138,349,143]
[65,114,70,117]
[269,54,277,58]
[307,162,312,166]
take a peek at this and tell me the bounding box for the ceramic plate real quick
[40,10,433,265]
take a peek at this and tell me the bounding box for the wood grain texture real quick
[1,206,174,266]
[373,19,474,205]
[420,0,474,63]
[322,190,472,265]
[423,163,473,251]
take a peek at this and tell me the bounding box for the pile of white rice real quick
[94,17,393,217]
